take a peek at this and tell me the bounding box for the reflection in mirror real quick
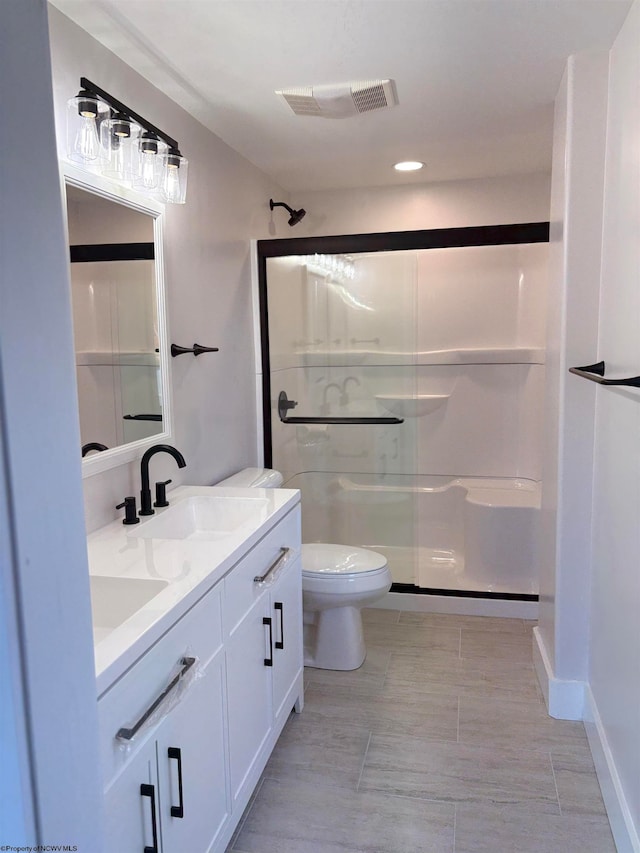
[63,173,171,474]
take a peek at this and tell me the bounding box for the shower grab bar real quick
[568,361,640,388]
[277,391,403,424]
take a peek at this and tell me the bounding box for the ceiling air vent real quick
[277,79,397,119]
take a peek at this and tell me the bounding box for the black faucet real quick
[139,444,186,516]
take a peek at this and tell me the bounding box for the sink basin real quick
[131,495,270,541]
[90,575,168,643]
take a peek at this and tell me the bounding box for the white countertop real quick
[87,485,300,696]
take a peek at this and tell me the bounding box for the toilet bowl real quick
[215,468,391,670]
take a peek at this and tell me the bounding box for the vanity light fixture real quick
[393,160,424,172]
[66,77,189,204]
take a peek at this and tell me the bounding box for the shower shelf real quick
[277,391,403,425]
[569,361,640,388]
[375,394,449,417]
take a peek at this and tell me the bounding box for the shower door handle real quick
[278,391,403,424]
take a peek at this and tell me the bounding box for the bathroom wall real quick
[537,5,639,848]
[588,1,640,847]
[1,0,103,842]
[48,7,292,532]
[288,172,551,237]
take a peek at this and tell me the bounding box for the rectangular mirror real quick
[63,165,173,476]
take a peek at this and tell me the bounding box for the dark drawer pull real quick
[140,783,159,853]
[275,602,284,650]
[263,617,273,666]
[168,747,185,819]
[116,657,196,741]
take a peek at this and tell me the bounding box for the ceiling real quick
[50,0,631,192]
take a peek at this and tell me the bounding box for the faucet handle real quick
[116,496,140,525]
[154,479,172,508]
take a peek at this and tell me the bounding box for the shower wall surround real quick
[264,239,548,596]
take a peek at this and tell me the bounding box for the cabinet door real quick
[158,649,229,853]
[225,595,272,805]
[103,742,160,853]
[271,556,304,724]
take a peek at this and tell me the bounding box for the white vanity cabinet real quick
[103,652,228,853]
[97,501,303,853]
[100,582,229,853]
[225,531,303,808]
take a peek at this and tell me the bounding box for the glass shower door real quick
[265,250,419,587]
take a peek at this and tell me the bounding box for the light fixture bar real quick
[80,77,179,150]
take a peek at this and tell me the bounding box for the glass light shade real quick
[66,94,109,163]
[133,133,165,191]
[100,116,140,182]
[161,149,188,204]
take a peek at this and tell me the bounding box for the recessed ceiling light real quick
[394,160,424,172]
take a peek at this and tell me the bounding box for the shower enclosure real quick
[257,224,548,601]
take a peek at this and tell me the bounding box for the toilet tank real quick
[215,467,284,488]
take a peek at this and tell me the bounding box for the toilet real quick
[215,468,392,670]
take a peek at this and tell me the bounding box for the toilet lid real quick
[301,543,388,575]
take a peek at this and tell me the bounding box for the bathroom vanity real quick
[88,486,303,853]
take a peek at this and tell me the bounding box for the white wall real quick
[587,1,640,848]
[0,0,103,844]
[290,172,551,236]
[535,4,639,849]
[48,7,292,531]
[536,51,609,707]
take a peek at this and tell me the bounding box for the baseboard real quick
[372,590,538,619]
[532,627,584,720]
[584,686,640,853]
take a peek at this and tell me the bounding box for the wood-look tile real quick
[363,620,461,656]
[261,713,370,791]
[362,607,401,625]
[458,694,588,753]
[232,777,455,853]
[303,680,459,742]
[359,732,561,812]
[398,611,530,635]
[454,802,616,852]
[551,744,609,816]
[385,648,543,703]
[460,627,534,663]
[304,646,391,689]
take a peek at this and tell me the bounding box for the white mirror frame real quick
[61,163,174,478]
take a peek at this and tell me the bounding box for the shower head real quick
[269,198,306,227]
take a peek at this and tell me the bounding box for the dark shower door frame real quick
[256,221,549,601]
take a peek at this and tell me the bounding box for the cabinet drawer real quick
[98,581,223,788]
[224,505,301,635]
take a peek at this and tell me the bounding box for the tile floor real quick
[227,609,615,853]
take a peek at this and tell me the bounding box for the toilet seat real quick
[301,543,387,576]
[301,543,390,597]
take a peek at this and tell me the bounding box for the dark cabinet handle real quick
[274,602,284,650]
[168,747,185,819]
[263,617,273,666]
[140,783,159,853]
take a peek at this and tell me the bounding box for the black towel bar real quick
[568,360,640,388]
